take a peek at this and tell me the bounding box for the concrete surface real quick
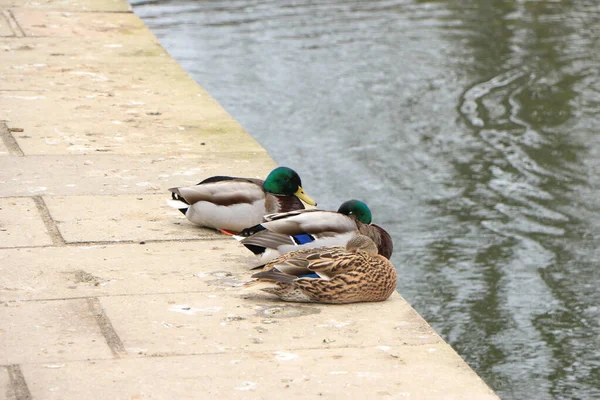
[0,0,500,398]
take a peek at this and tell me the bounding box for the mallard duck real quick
[247,235,398,303]
[168,167,316,232]
[236,199,393,263]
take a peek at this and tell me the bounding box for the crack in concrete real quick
[6,365,32,400]
[1,10,25,37]
[3,338,442,368]
[0,123,25,157]
[87,297,127,358]
[32,196,66,246]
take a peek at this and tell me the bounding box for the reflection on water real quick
[131,0,600,398]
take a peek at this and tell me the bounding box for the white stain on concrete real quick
[173,167,201,177]
[316,319,352,328]
[273,351,299,361]
[169,304,222,315]
[44,364,65,369]
[70,71,109,81]
[9,64,46,70]
[234,382,256,391]
[1,95,46,100]
[128,347,149,354]
[356,371,377,378]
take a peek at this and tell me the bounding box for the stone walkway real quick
[0,1,498,398]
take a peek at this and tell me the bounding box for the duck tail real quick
[251,270,297,284]
[166,197,189,215]
[241,278,281,291]
[168,188,190,209]
[242,279,263,288]
[239,223,266,237]
[229,234,245,242]
[242,243,264,255]
[167,188,190,215]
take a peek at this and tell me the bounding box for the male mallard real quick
[236,199,393,263]
[248,235,397,303]
[168,166,316,232]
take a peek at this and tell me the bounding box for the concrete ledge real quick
[21,346,487,399]
[1,0,131,12]
[0,0,499,398]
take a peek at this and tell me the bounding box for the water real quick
[130,1,600,398]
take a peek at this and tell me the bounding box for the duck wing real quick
[261,210,358,235]
[169,179,265,206]
[262,208,321,222]
[258,245,360,279]
[197,176,264,185]
[240,211,358,249]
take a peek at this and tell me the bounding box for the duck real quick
[247,235,398,304]
[235,199,393,264]
[168,166,316,233]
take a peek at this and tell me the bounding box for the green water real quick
[132,0,600,398]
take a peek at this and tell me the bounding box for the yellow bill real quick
[295,186,317,206]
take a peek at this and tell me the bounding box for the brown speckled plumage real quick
[249,235,398,304]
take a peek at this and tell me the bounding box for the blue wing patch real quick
[292,233,315,245]
[299,272,320,279]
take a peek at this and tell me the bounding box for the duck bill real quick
[294,186,317,206]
